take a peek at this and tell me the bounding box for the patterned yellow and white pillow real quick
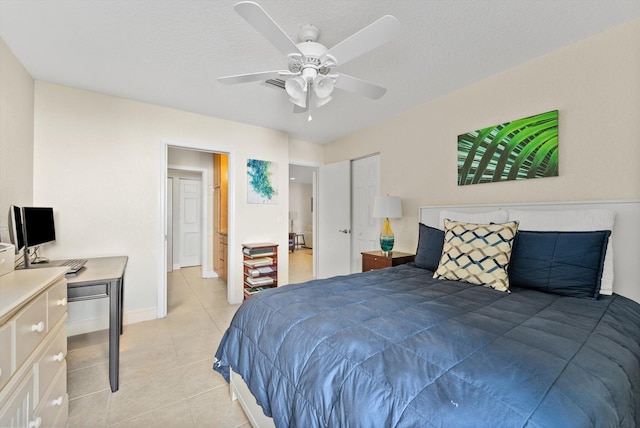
[433,220,519,292]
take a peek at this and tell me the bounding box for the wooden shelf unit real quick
[242,243,278,299]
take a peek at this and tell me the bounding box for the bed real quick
[214,200,640,427]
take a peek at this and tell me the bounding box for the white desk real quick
[25,256,128,392]
[65,256,127,392]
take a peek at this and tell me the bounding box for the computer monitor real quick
[8,205,25,254]
[24,207,56,263]
[23,207,56,248]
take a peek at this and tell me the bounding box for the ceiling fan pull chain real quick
[307,80,313,121]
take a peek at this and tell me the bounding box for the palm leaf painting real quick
[458,110,558,186]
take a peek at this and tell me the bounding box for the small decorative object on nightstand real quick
[362,250,415,272]
[373,195,403,256]
[242,243,278,299]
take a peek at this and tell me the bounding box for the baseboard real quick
[203,269,219,279]
[67,307,157,336]
[124,307,157,325]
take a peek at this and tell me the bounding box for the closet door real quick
[351,155,380,272]
[317,160,351,278]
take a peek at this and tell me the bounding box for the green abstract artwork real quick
[458,110,558,186]
[247,158,278,203]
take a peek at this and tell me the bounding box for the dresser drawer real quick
[362,254,391,271]
[0,370,34,428]
[15,293,47,371]
[0,323,12,390]
[36,316,67,405]
[47,278,67,330]
[35,361,67,428]
[67,282,107,300]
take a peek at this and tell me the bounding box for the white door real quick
[179,179,202,267]
[351,155,380,272]
[318,160,351,278]
[167,177,173,272]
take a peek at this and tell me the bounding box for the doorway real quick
[166,166,206,274]
[288,164,317,284]
[158,141,236,318]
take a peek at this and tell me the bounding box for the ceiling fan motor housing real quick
[289,41,331,75]
[298,24,320,43]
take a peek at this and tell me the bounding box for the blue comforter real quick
[214,265,640,427]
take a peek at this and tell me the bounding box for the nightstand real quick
[361,251,415,272]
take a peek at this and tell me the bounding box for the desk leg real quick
[109,279,121,392]
[119,277,124,335]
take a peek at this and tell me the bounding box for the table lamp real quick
[289,211,298,233]
[373,196,403,256]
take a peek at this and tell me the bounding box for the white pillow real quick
[438,210,509,229]
[507,209,615,295]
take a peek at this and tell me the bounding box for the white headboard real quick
[419,200,640,304]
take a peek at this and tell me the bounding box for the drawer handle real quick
[0,367,2,378]
[29,417,42,428]
[31,321,45,333]
[52,396,64,406]
[57,297,67,306]
[53,352,64,362]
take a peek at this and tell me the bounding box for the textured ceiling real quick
[1,0,639,144]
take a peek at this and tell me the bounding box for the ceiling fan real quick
[218,1,400,120]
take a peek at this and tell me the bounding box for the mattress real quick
[214,264,640,427]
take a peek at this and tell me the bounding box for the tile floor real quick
[288,247,314,285]
[67,249,313,427]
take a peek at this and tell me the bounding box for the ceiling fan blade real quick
[323,15,400,66]
[334,73,387,99]
[234,1,302,57]
[218,70,286,85]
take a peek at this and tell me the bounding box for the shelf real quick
[242,243,278,299]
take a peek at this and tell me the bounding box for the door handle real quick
[338,229,351,234]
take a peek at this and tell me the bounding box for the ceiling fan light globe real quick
[289,96,306,108]
[285,77,306,99]
[315,95,332,108]
[314,76,335,98]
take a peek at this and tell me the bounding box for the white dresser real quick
[0,267,69,428]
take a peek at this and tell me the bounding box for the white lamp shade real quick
[314,75,334,99]
[315,95,332,108]
[373,196,402,219]
[285,77,306,99]
[289,96,306,108]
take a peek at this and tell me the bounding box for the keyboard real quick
[61,258,87,274]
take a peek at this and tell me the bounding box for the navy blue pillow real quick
[415,223,444,272]
[509,230,611,298]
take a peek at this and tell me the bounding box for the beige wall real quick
[324,18,640,254]
[0,38,34,242]
[32,82,322,333]
[289,137,324,165]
